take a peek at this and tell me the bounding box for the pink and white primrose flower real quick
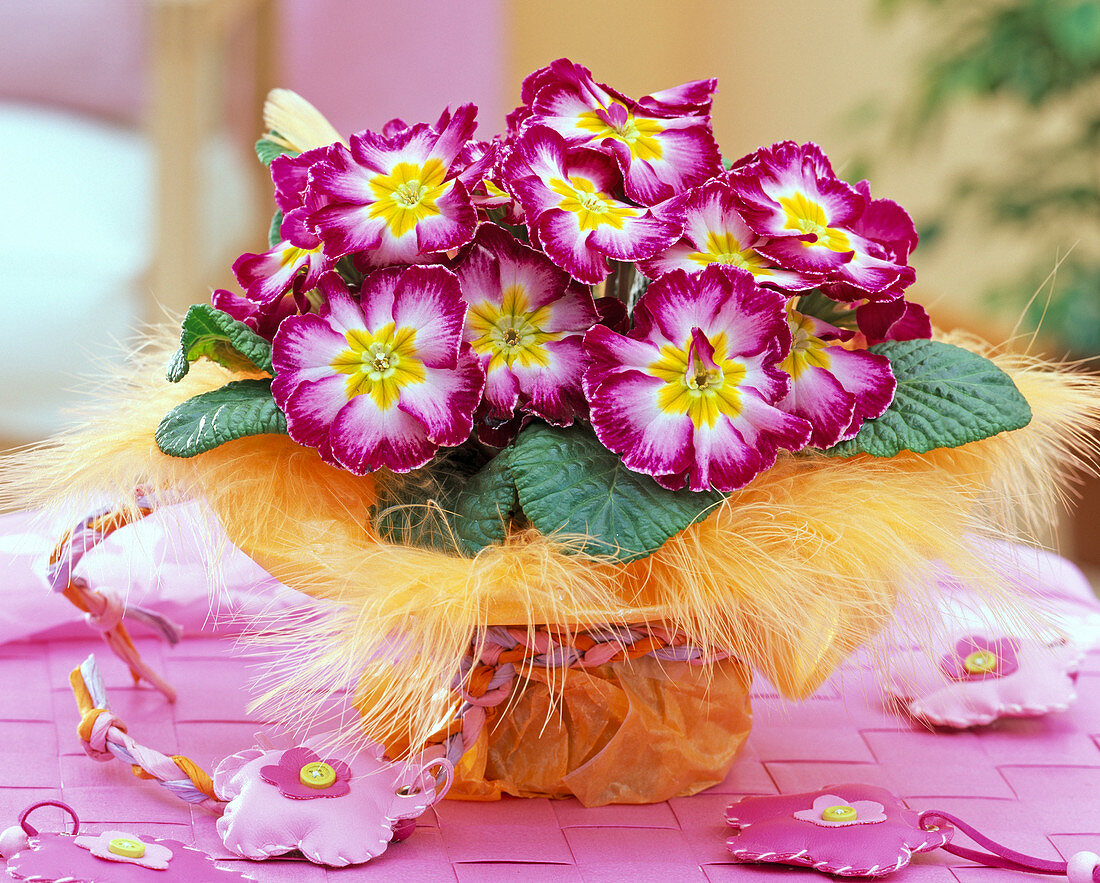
[639,179,823,291]
[308,105,480,267]
[455,224,599,427]
[232,145,340,307]
[777,306,896,448]
[516,58,722,205]
[725,141,912,295]
[271,267,484,474]
[584,265,812,492]
[504,126,681,284]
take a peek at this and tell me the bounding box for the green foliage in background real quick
[883,0,1100,354]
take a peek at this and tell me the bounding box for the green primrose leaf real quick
[255,137,298,166]
[268,210,284,248]
[509,424,723,563]
[825,339,1032,458]
[167,304,273,382]
[155,379,286,458]
[451,449,517,555]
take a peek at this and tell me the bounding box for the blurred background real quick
[3,0,1098,553]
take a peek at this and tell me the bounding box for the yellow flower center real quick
[964,650,998,675]
[330,322,426,410]
[782,309,833,380]
[576,104,665,161]
[778,192,852,253]
[278,243,321,268]
[368,158,451,238]
[549,176,638,231]
[688,231,774,277]
[821,805,858,822]
[650,331,747,429]
[467,285,562,370]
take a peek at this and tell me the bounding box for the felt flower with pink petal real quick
[725,141,912,296]
[887,634,1082,728]
[777,306,896,448]
[271,267,484,475]
[260,746,352,799]
[517,58,722,205]
[308,105,479,266]
[726,784,950,876]
[583,265,812,492]
[639,178,823,291]
[503,126,681,284]
[72,831,173,870]
[7,833,252,881]
[455,223,599,428]
[214,739,453,866]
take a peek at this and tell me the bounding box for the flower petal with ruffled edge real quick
[726,784,949,876]
[776,307,896,448]
[504,126,681,283]
[725,141,911,295]
[271,267,484,474]
[640,179,823,291]
[309,105,479,266]
[456,223,598,427]
[583,265,811,491]
[232,239,328,306]
[519,58,722,205]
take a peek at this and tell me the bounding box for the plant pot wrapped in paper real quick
[5,59,1099,807]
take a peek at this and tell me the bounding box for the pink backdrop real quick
[1,0,510,139]
[280,0,510,140]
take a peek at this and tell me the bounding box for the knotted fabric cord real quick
[47,492,181,701]
[70,655,226,813]
[434,624,727,768]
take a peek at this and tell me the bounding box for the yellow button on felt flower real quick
[821,805,858,822]
[108,837,146,858]
[964,650,998,675]
[300,761,337,789]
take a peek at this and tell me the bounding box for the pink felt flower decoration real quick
[214,740,452,866]
[308,106,479,266]
[502,125,682,284]
[271,267,484,474]
[515,58,722,205]
[7,832,251,881]
[73,830,172,869]
[727,784,950,876]
[583,265,812,491]
[940,635,1020,681]
[887,634,1082,728]
[259,746,352,799]
[455,223,599,429]
[793,794,888,827]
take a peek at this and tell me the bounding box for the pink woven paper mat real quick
[1,501,1098,881]
[3,635,1098,881]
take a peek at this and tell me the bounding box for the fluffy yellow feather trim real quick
[2,326,1098,754]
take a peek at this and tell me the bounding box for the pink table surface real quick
[2,510,1099,881]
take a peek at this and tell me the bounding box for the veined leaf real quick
[167,304,273,382]
[155,379,286,457]
[451,450,517,555]
[826,339,1032,458]
[509,424,723,563]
